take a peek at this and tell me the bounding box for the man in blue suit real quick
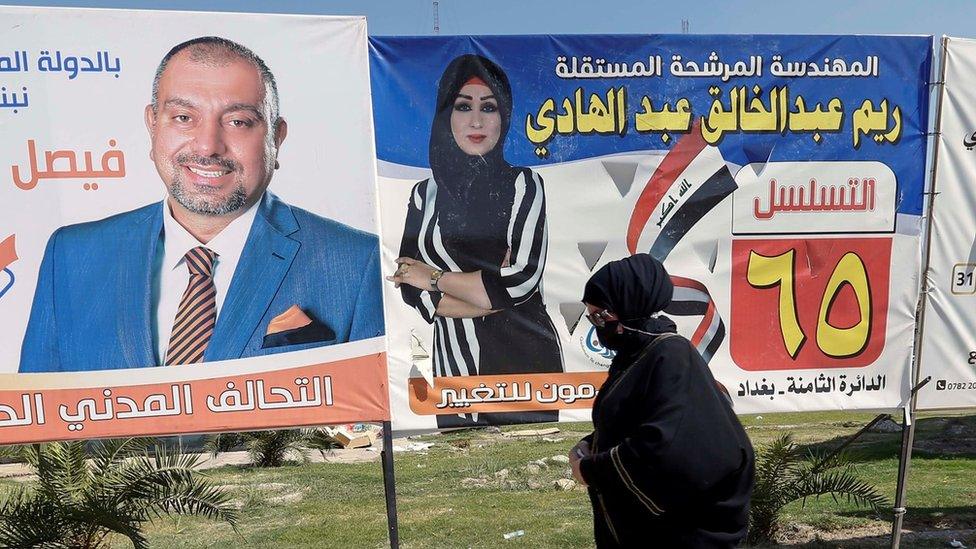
[19,36,384,373]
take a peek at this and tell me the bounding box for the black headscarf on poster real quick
[428,54,520,265]
[582,254,676,352]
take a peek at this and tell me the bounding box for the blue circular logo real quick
[582,326,615,363]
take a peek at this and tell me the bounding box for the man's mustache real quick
[176,154,239,171]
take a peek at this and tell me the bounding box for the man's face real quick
[145,51,286,218]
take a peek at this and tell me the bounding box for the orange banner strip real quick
[409,372,608,415]
[0,353,390,445]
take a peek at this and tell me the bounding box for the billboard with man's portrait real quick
[0,7,389,443]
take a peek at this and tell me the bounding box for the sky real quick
[2,0,976,37]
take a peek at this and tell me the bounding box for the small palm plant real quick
[206,429,343,467]
[203,431,247,457]
[0,438,237,549]
[244,430,311,468]
[748,433,889,545]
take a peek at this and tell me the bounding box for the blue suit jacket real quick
[19,192,385,373]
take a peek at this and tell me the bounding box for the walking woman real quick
[387,54,563,427]
[569,254,754,547]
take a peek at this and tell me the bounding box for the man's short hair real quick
[151,36,280,124]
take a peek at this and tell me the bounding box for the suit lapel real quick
[206,193,299,361]
[119,204,161,368]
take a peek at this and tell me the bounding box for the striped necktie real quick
[165,246,218,365]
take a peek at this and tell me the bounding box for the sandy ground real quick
[0,438,414,481]
[773,520,976,547]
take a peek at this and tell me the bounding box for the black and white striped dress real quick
[398,167,563,425]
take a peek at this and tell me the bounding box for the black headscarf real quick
[428,54,519,270]
[583,254,674,317]
[583,254,676,353]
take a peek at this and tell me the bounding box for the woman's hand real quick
[386,257,436,291]
[569,440,590,487]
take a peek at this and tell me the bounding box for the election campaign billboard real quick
[370,34,932,430]
[0,7,389,443]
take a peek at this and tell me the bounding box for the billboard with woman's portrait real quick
[370,34,932,430]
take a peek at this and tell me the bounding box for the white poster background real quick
[0,7,381,373]
[381,152,919,432]
[917,36,976,410]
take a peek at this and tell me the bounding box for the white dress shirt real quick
[152,198,261,364]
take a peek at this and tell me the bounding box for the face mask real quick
[595,323,663,351]
[594,324,629,351]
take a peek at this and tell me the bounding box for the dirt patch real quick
[915,437,976,457]
[772,521,976,547]
[774,521,889,546]
[269,491,306,504]
[915,419,976,457]
[905,510,976,531]
[317,448,382,464]
[460,477,489,488]
[255,482,289,491]
[0,446,383,483]
[0,463,32,480]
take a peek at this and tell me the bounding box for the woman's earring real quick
[274,160,280,170]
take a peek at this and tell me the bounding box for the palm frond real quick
[0,485,67,548]
[1,438,236,547]
[244,430,310,467]
[106,446,202,509]
[203,432,246,459]
[147,480,239,530]
[0,444,25,464]
[30,441,92,507]
[748,432,889,545]
[795,469,890,511]
[806,444,860,475]
[108,445,237,530]
[65,498,148,549]
[90,437,156,476]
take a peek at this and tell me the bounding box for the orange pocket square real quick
[266,304,314,336]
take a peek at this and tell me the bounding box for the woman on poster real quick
[388,54,563,427]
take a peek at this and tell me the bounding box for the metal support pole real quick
[890,376,931,548]
[811,413,891,473]
[380,420,400,549]
[889,34,950,549]
[890,409,914,549]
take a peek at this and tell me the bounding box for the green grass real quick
[2,413,974,547]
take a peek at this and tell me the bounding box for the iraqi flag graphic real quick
[625,123,736,363]
[627,121,737,261]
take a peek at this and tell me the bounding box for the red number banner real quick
[730,237,892,371]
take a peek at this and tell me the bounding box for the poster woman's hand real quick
[387,257,436,291]
[388,257,497,314]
